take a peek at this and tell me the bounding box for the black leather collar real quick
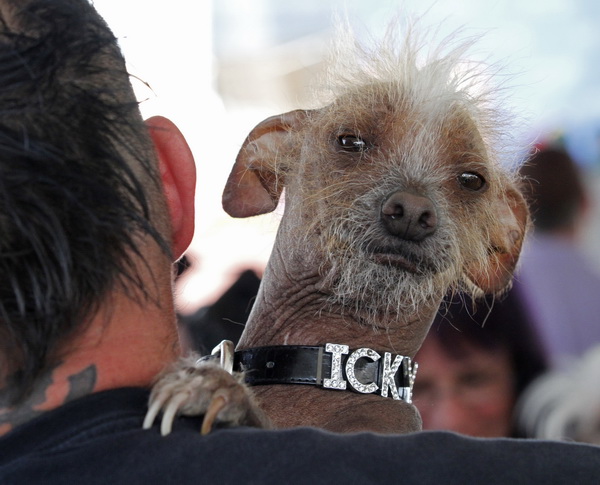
[203,341,418,403]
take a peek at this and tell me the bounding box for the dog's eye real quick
[337,134,368,152]
[458,172,486,191]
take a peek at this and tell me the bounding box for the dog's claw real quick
[201,393,228,435]
[160,391,190,436]
[142,394,164,430]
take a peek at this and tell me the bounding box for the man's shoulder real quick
[1,388,599,484]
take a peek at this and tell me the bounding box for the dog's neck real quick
[238,243,439,353]
[236,246,440,434]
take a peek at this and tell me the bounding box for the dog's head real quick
[222,30,529,321]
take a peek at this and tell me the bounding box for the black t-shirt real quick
[1,387,598,484]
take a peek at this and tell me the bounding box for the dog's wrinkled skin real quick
[145,28,529,435]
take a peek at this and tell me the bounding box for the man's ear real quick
[145,116,196,260]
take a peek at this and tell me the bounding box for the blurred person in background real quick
[517,344,600,444]
[413,292,548,438]
[515,145,600,368]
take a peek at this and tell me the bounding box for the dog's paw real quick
[142,354,270,436]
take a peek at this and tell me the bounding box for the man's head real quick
[0,0,195,405]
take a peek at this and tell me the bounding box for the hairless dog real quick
[144,26,529,435]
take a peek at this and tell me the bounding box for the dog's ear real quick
[466,185,529,294]
[222,109,308,218]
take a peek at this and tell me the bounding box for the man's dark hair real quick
[519,147,586,233]
[0,0,170,404]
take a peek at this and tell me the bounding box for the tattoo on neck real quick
[65,365,97,402]
[0,364,97,433]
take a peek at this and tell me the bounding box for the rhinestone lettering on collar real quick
[322,342,418,402]
[323,343,349,390]
[345,348,381,394]
[381,352,403,399]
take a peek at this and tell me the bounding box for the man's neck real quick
[0,290,180,437]
[0,360,98,435]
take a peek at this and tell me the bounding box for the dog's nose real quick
[381,191,437,241]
